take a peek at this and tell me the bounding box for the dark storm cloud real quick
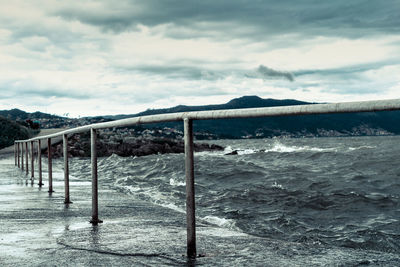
[53,0,400,38]
[246,65,294,82]
[130,65,222,80]
[122,63,295,82]
[294,60,398,78]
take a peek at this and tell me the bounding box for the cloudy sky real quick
[0,0,399,117]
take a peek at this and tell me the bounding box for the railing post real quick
[17,142,20,168]
[184,118,196,258]
[25,142,28,175]
[14,143,17,166]
[30,141,34,181]
[47,138,53,193]
[21,142,24,171]
[63,134,71,204]
[90,128,102,224]
[38,140,43,186]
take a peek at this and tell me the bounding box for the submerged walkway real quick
[0,155,195,266]
[1,155,400,266]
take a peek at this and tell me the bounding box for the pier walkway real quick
[2,155,400,266]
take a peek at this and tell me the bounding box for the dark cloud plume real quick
[119,65,221,81]
[52,0,400,39]
[247,65,294,82]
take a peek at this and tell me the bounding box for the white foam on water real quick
[158,202,186,214]
[120,183,186,214]
[348,145,376,151]
[113,177,245,236]
[223,145,233,154]
[223,145,259,155]
[237,149,258,155]
[202,215,239,231]
[265,141,337,153]
[197,226,248,237]
[169,177,185,187]
[222,142,338,156]
[271,181,284,189]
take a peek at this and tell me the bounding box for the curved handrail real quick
[14,98,400,143]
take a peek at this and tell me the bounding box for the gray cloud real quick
[293,61,400,95]
[128,65,222,81]
[120,63,296,83]
[0,81,91,100]
[246,65,294,82]
[1,1,399,117]
[52,0,400,39]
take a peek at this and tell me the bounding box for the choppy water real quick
[63,136,400,264]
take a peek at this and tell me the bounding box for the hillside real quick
[104,96,310,120]
[2,96,400,140]
[0,116,38,149]
[103,96,400,139]
[0,108,83,129]
[0,108,60,120]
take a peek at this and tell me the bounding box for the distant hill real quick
[0,108,61,121]
[102,96,400,139]
[0,116,38,149]
[3,96,400,140]
[104,96,310,120]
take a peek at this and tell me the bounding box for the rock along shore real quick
[49,132,224,158]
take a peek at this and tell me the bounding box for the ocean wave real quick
[202,215,238,230]
[348,145,376,151]
[169,177,185,187]
[222,141,338,155]
[265,141,337,153]
[64,136,400,255]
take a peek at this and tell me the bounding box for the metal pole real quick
[30,141,34,181]
[63,134,71,204]
[184,118,196,258]
[17,142,20,168]
[21,142,24,171]
[25,142,28,175]
[38,140,43,186]
[90,128,102,224]
[14,143,17,166]
[47,138,53,193]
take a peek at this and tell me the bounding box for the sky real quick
[0,0,399,118]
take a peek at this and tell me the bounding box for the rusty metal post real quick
[184,118,196,258]
[90,128,102,224]
[17,142,20,168]
[25,142,28,175]
[21,142,24,171]
[38,140,43,186]
[63,134,71,203]
[30,141,34,181]
[47,138,53,193]
[14,143,17,166]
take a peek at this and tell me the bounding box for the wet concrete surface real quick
[0,156,189,266]
[1,154,400,266]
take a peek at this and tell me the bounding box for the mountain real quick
[102,96,400,138]
[3,96,400,140]
[104,96,309,120]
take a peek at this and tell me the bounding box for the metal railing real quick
[13,98,400,258]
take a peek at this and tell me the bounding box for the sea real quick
[4,135,400,265]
